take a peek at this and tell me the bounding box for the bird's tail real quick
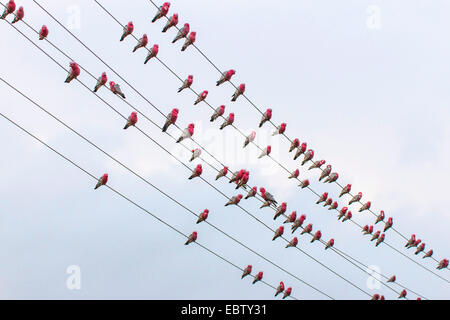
[120,34,125,42]
[162,123,169,132]
[132,45,138,53]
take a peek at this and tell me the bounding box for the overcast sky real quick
[0,0,449,299]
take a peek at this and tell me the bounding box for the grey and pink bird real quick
[181,31,196,51]
[133,34,148,53]
[325,238,335,250]
[289,139,300,153]
[194,90,208,105]
[190,149,202,162]
[144,44,159,64]
[319,165,332,181]
[272,123,286,136]
[383,217,393,232]
[285,237,298,248]
[273,202,287,220]
[375,210,385,224]
[274,282,285,297]
[259,108,272,128]
[288,169,299,179]
[337,207,348,220]
[64,62,80,83]
[423,249,433,259]
[210,105,225,122]
[220,113,234,130]
[235,173,249,190]
[342,211,352,222]
[176,123,194,143]
[241,265,252,279]
[324,172,338,183]
[162,108,179,132]
[196,209,209,224]
[291,214,306,233]
[152,2,170,23]
[123,112,138,130]
[178,75,193,93]
[299,179,309,189]
[348,192,362,205]
[316,192,328,204]
[258,145,271,159]
[339,184,351,197]
[93,72,108,93]
[371,231,380,241]
[39,25,49,40]
[215,166,228,181]
[311,230,322,243]
[184,231,197,245]
[301,149,314,165]
[1,0,15,20]
[375,233,385,246]
[172,23,189,43]
[301,223,313,235]
[120,21,134,42]
[216,69,236,86]
[284,211,296,224]
[359,201,371,212]
[272,226,284,241]
[293,142,307,160]
[162,13,178,32]
[109,81,126,99]
[328,201,338,211]
[260,187,277,204]
[252,271,263,284]
[245,186,257,200]
[243,131,256,148]
[188,164,202,180]
[437,259,449,270]
[231,83,245,102]
[309,160,325,170]
[225,194,243,206]
[11,5,23,24]
[283,287,292,299]
[94,173,108,190]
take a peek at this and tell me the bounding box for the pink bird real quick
[64,62,80,83]
[39,25,49,40]
[342,211,352,222]
[272,123,287,136]
[309,160,325,170]
[273,202,287,220]
[220,113,234,130]
[176,123,194,143]
[405,234,416,248]
[423,249,433,259]
[371,231,381,241]
[398,290,407,299]
[194,90,208,105]
[162,13,178,32]
[190,149,202,162]
[319,165,332,181]
[260,187,277,205]
[243,131,256,148]
[229,170,245,184]
[291,214,306,233]
[375,210,385,224]
[282,287,292,299]
[285,237,298,248]
[1,0,15,20]
[288,169,299,179]
[272,226,284,241]
[298,179,310,189]
[337,207,348,220]
[371,294,380,300]
[311,230,322,243]
[120,21,134,41]
[359,201,371,212]
[275,281,285,297]
[235,173,249,190]
[380,296,386,300]
[241,265,252,279]
[348,192,362,205]
[363,225,374,235]
[152,2,170,23]
[325,238,334,250]
[133,34,148,52]
[109,81,126,99]
[252,271,263,284]
[215,166,228,180]
[301,149,314,165]
[11,5,23,24]
[94,173,108,190]
[323,198,333,208]
[383,217,393,232]
[387,275,396,283]
[339,184,352,197]
[216,69,236,86]
[210,105,225,122]
[328,201,338,211]
[225,194,243,206]
[300,223,313,235]
[172,23,189,43]
[184,231,197,245]
[284,211,296,224]
[258,145,271,159]
[181,31,196,51]
[289,138,300,153]
[123,112,138,130]
[375,233,385,246]
[415,243,425,255]
[144,44,159,64]
[316,192,328,205]
[178,75,193,93]
[324,172,338,183]
[93,72,108,93]
[231,83,245,102]
[196,209,209,224]
[293,142,307,160]
[411,239,422,249]
[244,186,257,200]
[437,259,449,270]
[259,108,272,128]
[162,108,179,132]
[188,164,202,180]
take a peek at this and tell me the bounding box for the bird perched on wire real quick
[273,202,287,220]
[415,243,425,255]
[181,32,196,51]
[241,265,252,279]
[310,230,322,243]
[325,239,334,250]
[375,233,385,246]
[109,81,126,99]
[324,172,338,183]
[11,5,23,24]
[252,271,263,284]
[285,237,298,248]
[1,0,15,20]
[319,165,332,181]
[288,169,299,179]
[337,207,348,220]
[294,143,307,161]
[162,108,179,132]
[123,112,138,130]
[162,13,178,32]
[235,173,249,190]
[190,149,202,162]
[289,139,300,153]
[225,194,243,206]
[259,108,272,128]
[244,186,257,200]
[423,249,433,259]
[375,210,385,224]
[216,69,236,86]
[133,34,148,53]
[370,231,381,241]
[243,131,256,148]
[348,192,362,205]
[362,225,373,235]
[94,173,108,190]
[272,226,284,241]
[64,62,80,83]
[229,170,245,184]
[144,44,159,64]
[120,21,134,41]
[172,23,190,43]
[93,72,107,93]
[398,290,407,299]
[274,282,285,297]
[231,83,245,102]
[301,223,313,235]
[39,25,49,40]
[272,123,286,136]
[260,187,277,204]
[210,105,225,122]
[437,259,449,270]
[196,209,209,224]
[291,215,306,233]
[194,90,208,105]
[258,145,271,159]
[215,166,228,181]
[176,123,194,143]
[282,288,292,299]
[220,113,234,130]
[299,179,310,189]
[339,184,352,197]
[309,160,325,170]
[178,75,193,93]
[342,211,352,222]
[383,217,393,232]
[316,192,328,205]
[284,211,296,224]
[387,275,396,283]
[359,201,371,213]
[301,149,314,165]
[184,231,197,245]
[152,2,170,23]
[188,164,202,180]
[328,201,338,211]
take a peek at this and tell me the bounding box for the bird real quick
[184,231,197,245]
[370,231,381,241]
[405,234,416,248]
[423,250,433,259]
[216,69,236,86]
[363,225,374,235]
[235,173,249,190]
[328,201,338,211]
[231,83,245,102]
[291,215,306,233]
[215,166,228,181]
[259,108,272,128]
[229,170,245,184]
[398,290,407,299]
[162,108,179,132]
[181,31,196,51]
[241,265,252,279]
[272,123,286,136]
[258,146,271,159]
[299,179,310,189]
[120,21,134,41]
[94,173,108,190]
[252,271,263,284]
[309,160,325,170]
[300,223,313,235]
[178,75,193,93]
[272,226,284,241]
[288,169,299,179]
[282,287,292,299]
[225,194,243,206]
[123,112,138,129]
[358,201,371,212]
[273,202,287,220]
[375,233,385,246]
[285,237,298,248]
[244,186,257,200]
[188,164,202,180]
[337,207,348,220]
[371,294,380,301]
[1,0,15,20]
[11,5,23,24]
[325,239,334,250]
[196,209,209,224]
[387,275,396,283]
[383,217,393,232]
[375,210,385,224]
[172,23,190,43]
[415,243,425,255]
[339,184,352,197]
[210,105,225,122]
[301,149,314,165]
[289,139,300,152]
[310,230,322,243]
[319,165,332,181]
[176,123,195,143]
[342,211,352,222]
[316,192,328,205]
[323,198,333,208]
[437,259,449,270]
[274,282,285,297]
[243,131,256,148]
[190,149,202,162]
[194,90,208,105]
[348,192,362,205]
[93,72,108,93]
[64,62,80,83]
[220,113,234,130]
[293,143,307,160]
[144,44,159,64]
[39,25,49,40]
[259,187,277,204]
[162,13,178,32]
[323,172,338,183]
[151,2,170,23]
[109,81,126,99]
[133,34,148,52]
